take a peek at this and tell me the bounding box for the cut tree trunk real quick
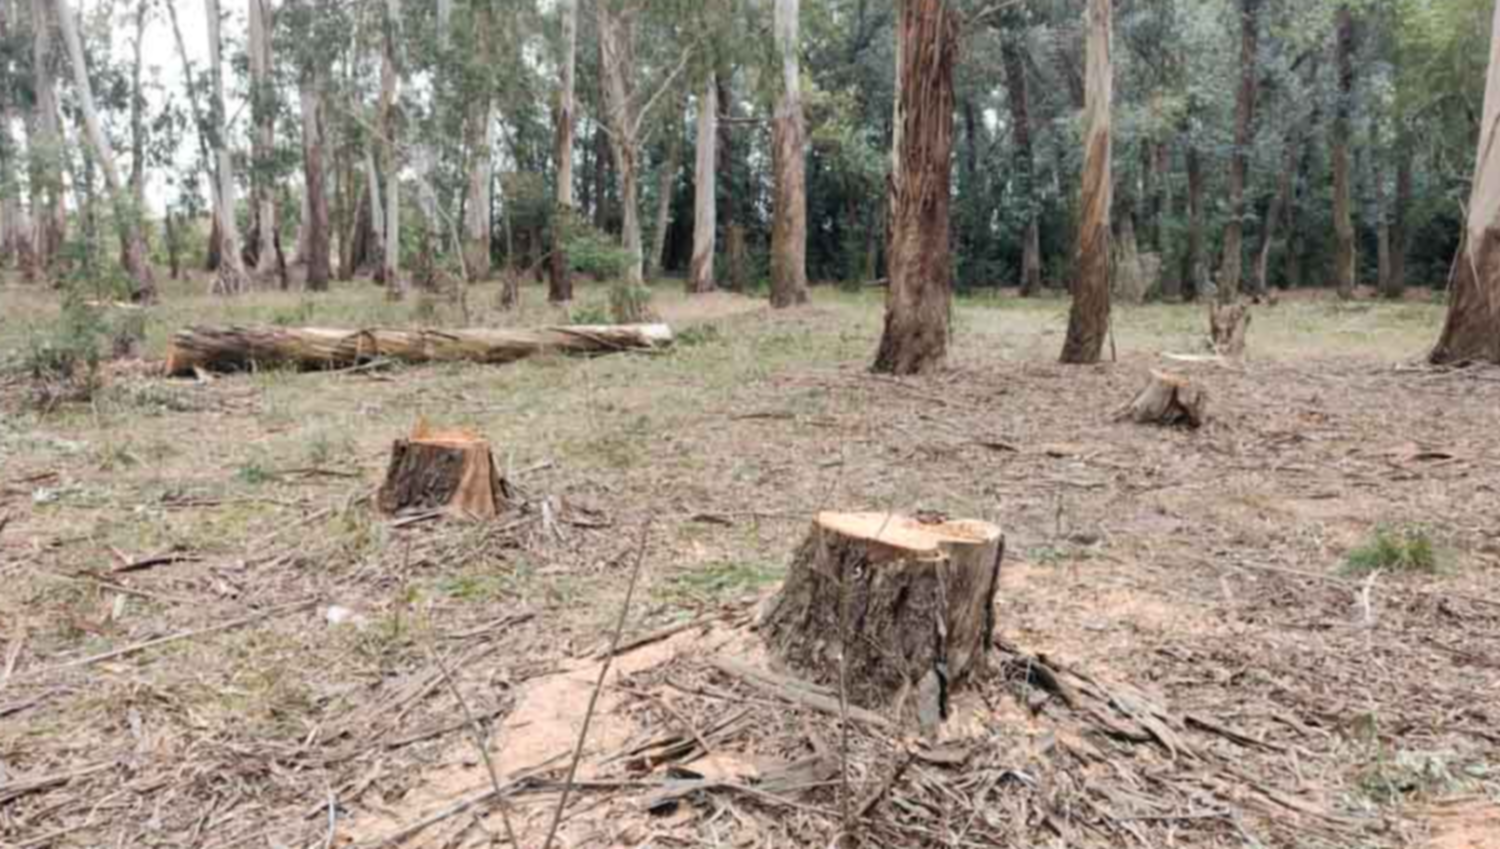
[1209,301,1251,357]
[759,512,1005,728]
[1116,371,1208,429]
[165,324,674,376]
[378,426,511,519]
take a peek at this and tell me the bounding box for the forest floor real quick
[2,276,1498,849]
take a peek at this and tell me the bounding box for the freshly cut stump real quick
[759,512,1005,727]
[1208,302,1251,357]
[377,425,511,519]
[1117,370,1208,429]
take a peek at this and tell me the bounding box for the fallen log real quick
[164,323,673,376]
[759,512,1004,730]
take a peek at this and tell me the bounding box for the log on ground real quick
[164,324,673,376]
[1117,370,1208,428]
[377,425,512,519]
[758,512,1005,728]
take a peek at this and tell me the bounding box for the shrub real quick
[608,282,656,323]
[1345,525,1439,575]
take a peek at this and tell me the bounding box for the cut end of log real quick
[760,512,1005,730]
[1117,370,1208,429]
[376,424,511,520]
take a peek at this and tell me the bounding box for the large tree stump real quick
[1208,302,1251,357]
[759,512,1005,727]
[1116,370,1208,429]
[377,425,511,519]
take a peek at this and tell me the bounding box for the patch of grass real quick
[567,300,612,326]
[675,323,723,348]
[661,560,785,606]
[235,460,276,486]
[1344,525,1440,575]
[432,571,512,603]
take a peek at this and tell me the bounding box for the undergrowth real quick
[1344,525,1439,575]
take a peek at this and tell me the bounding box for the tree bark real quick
[128,0,146,209]
[872,0,959,376]
[1333,5,1356,300]
[30,0,65,273]
[378,427,511,520]
[770,0,809,307]
[300,69,331,291]
[205,0,248,295]
[1219,0,1260,302]
[1117,371,1208,429]
[549,0,577,301]
[1000,26,1041,297]
[1185,135,1205,301]
[460,0,494,283]
[379,0,403,299]
[688,76,717,294]
[597,2,644,285]
[1060,0,1113,364]
[759,512,1004,724]
[648,95,684,279]
[1430,0,1500,364]
[249,0,277,276]
[1388,130,1413,298]
[54,0,155,301]
[165,323,675,376]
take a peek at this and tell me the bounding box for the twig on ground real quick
[429,645,520,847]
[539,523,652,849]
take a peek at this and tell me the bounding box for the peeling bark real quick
[300,69,330,291]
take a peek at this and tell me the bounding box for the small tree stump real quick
[377,425,511,519]
[1208,302,1251,357]
[1117,370,1208,429]
[759,512,1005,727]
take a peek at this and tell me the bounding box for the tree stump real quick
[1116,370,1208,429]
[376,425,511,519]
[1208,302,1251,357]
[759,512,1005,728]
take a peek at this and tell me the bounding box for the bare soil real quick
[1,280,1497,848]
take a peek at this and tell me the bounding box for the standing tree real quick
[1332,4,1356,300]
[1430,0,1500,364]
[1060,0,1113,364]
[769,0,809,308]
[30,0,66,273]
[872,0,958,375]
[464,0,496,282]
[204,0,248,294]
[549,0,577,301]
[998,12,1041,297]
[249,0,277,276]
[378,0,404,299]
[53,0,155,301]
[688,75,717,294]
[1219,0,1261,302]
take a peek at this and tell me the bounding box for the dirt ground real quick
[1,277,1498,848]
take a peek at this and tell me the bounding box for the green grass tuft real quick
[1344,525,1439,575]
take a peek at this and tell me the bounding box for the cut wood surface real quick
[377,424,511,519]
[759,512,1004,728]
[1118,370,1208,429]
[164,324,674,376]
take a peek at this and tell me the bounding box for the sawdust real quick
[1424,800,1500,849]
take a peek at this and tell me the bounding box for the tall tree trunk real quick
[770,0,809,307]
[31,0,65,273]
[1430,1,1500,364]
[300,68,330,291]
[1373,117,1393,297]
[1060,0,1113,364]
[0,0,28,269]
[128,0,146,209]
[54,0,155,300]
[1332,4,1356,299]
[1254,127,1298,297]
[649,96,684,279]
[204,0,247,295]
[1219,0,1260,302]
[717,76,745,291]
[1000,25,1041,297]
[1185,135,1205,301]
[549,0,577,301]
[591,124,609,230]
[872,0,958,376]
[1388,130,1413,298]
[463,0,495,282]
[596,1,644,285]
[379,0,403,299]
[249,0,277,276]
[688,76,717,294]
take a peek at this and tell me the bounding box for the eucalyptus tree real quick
[204,0,248,294]
[768,0,809,307]
[30,0,65,272]
[1059,0,1113,363]
[550,0,578,300]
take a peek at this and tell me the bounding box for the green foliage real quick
[12,292,146,408]
[1344,525,1439,575]
[608,281,656,323]
[564,222,638,280]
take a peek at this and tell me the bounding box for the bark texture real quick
[1117,371,1208,429]
[299,70,331,291]
[873,0,959,376]
[1219,0,1260,302]
[378,426,511,519]
[249,0,277,276]
[204,0,247,295]
[1060,0,1113,364]
[1209,301,1252,357]
[688,77,718,294]
[597,2,644,285]
[1332,5,1356,300]
[165,324,675,376]
[464,0,495,283]
[30,0,65,272]
[759,512,1005,724]
[770,0,809,308]
[1430,0,1500,364]
[379,0,403,299]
